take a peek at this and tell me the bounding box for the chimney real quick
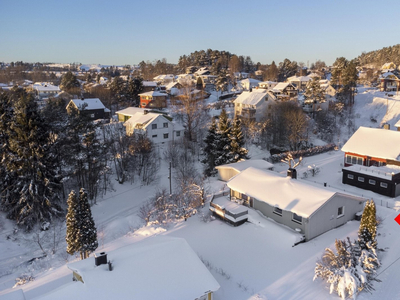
[383,123,390,130]
[94,252,107,266]
[287,168,297,179]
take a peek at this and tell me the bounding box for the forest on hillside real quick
[357,44,400,67]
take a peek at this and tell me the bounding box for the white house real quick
[124,110,183,143]
[227,167,365,241]
[239,78,261,91]
[258,81,278,90]
[32,82,60,99]
[234,89,274,121]
[38,237,220,300]
[153,74,175,85]
[287,76,312,90]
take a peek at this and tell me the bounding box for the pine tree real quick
[202,117,219,176]
[77,188,98,259]
[2,90,62,230]
[358,200,377,250]
[127,76,144,106]
[229,116,248,162]
[215,109,232,166]
[60,71,80,94]
[66,190,80,255]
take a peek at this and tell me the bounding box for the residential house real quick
[215,159,274,182]
[342,126,400,197]
[234,72,250,80]
[196,75,217,91]
[39,237,220,300]
[139,91,167,109]
[142,81,158,92]
[234,89,273,121]
[270,82,298,100]
[153,74,175,85]
[165,81,184,96]
[32,82,60,100]
[258,81,278,90]
[124,110,183,143]
[227,167,365,241]
[239,78,261,91]
[379,72,399,92]
[115,107,147,122]
[66,98,110,120]
[254,70,263,80]
[287,76,312,90]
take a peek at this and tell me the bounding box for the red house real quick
[341,126,400,197]
[139,91,167,109]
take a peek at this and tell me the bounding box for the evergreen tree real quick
[2,90,62,230]
[202,117,219,176]
[77,188,98,259]
[60,71,80,94]
[358,200,377,250]
[215,109,232,165]
[66,190,80,255]
[127,76,144,106]
[304,77,325,103]
[229,116,248,162]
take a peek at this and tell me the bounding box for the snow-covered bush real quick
[269,144,336,163]
[307,164,320,177]
[314,238,380,300]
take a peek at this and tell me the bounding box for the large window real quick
[292,213,302,224]
[273,207,282,216]
[346,155,363,165]
[163,133,169,139]
[152,124,157,129]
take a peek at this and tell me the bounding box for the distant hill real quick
[357,44,400,67]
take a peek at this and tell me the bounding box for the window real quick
[152,124,157,129]
[292,213,302,224]
[141,102,146,107]
[273,207,282,216]
[152,134,157,138]
[90,114,95,118]
[358,177,365,182]
[176,131,180,137]
[337,206,345,218]
[369,179,376,185]
[346,155,363,165]
[347,174,354,180]
[380,182,388,188]
[163,122,168,128]
[163,133,169,139]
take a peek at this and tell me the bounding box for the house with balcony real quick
[234,89,273,122]
[226,167,365,241]
[270,82,298,100]
[341,126,400,197]
[124,110,183,143]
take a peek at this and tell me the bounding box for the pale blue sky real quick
[1,0,399,66]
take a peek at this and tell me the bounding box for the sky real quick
[1,0,399,67]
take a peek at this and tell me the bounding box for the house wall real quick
[144,116,182,144]
[306,194,364,241]
[342,169,399,197]
[344,152,387,167]
[251,197,306,234]
[140,95,167,109]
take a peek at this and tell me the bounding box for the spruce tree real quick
[66,190,80,255]
[77,188,98,259]
[2,90,62,230]
[215,109,232,166]
[358,200,377,249]
[202,117,219,176]
[229,116,248,162]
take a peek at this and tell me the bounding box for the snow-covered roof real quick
[153,74,174,81]
[234,90,267,105]
[0,289,26,300]
[124,112,160,129]
[142,81,157,87]
[33,83,60,92]
[227,167,336,218]
[308,73,320,78]
[139,91,166,97]
[216,159,274,172]
[115,107,146,116]
[395,120,400,128]
[39,237,219,300]
[71,98,107,111]
[272,82,291,92]
[341,126,400,160]
[379,72,399,79]
[240,78,261,84]
[287,76,311,82]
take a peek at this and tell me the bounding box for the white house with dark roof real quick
[341,126,400,197]
[124,110,183,143]
[38,237,220,300]
[227,167,365,241]
[66,98,110,120]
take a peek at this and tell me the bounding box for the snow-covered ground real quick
[1,87,400,299]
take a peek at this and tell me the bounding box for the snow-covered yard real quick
[1,87,400,299]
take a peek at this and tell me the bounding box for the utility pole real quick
[168,161,172,195]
